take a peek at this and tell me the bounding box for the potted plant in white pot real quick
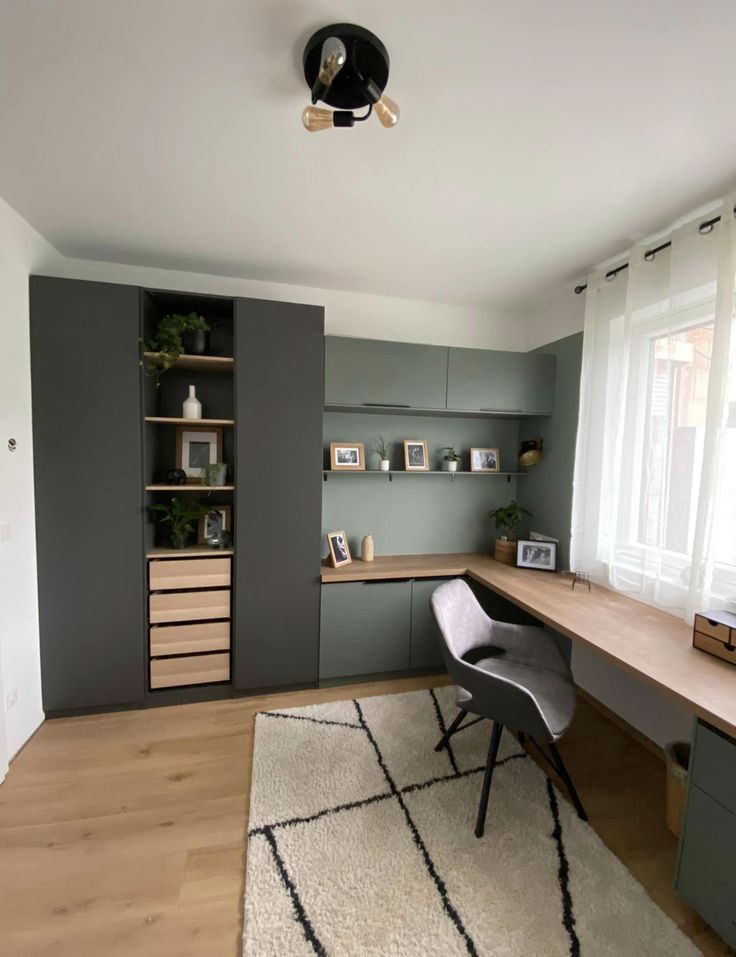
[372,435,391,471]
[488,500,532,565]
[201,463,228,487]
[441,447,460,472]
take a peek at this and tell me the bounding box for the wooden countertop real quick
[322,553,736,738]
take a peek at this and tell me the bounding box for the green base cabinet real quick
[446,347,556,415]
[410,578,447,669]
[319,581,411,680]
[676,721,736,948]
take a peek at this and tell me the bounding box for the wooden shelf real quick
[147,546,234,558]
[145,416,235,426]
[146,484,235,492]
[323,470,526,481]
[143,352,234,372]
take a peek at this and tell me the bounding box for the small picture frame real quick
[330,442,365,471]
[176,426,223,483]
[470,447,500,473]
[198,505,232,545]
[326,530,352,568]
[517,539,557,571]
[404,439,429,471]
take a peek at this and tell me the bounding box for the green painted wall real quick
[516,332,583,570]
[322,412,521,557]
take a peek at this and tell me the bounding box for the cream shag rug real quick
[244,687,699,957]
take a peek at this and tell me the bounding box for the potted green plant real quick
[148,497,209,549]
[488,500,532,565]
[200,463,228,487]
[372,435,391,471]
[140,312,210,385]
[441,447,460,473]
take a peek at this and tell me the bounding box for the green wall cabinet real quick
[676,721,736,948]
[446,348,556,415]
[325,336,448,410]
[410,578,446,669]
[319,580,412,679]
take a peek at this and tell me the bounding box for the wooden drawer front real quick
[149,589,230,624]
[694,631,736,665]
[694,614,732,644]
[691,721,736,815]
[676,786,736,948]
[150,621,230,658]
[150,557,230,591]
[150,653,230,689]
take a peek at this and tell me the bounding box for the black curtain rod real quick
[573,207,736,295]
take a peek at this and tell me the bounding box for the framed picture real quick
[470,447,500,472]
[176,426,223,483]
[198,505,232,545]
[326,530,352,568]
[517,539,557,571]
[330,442,365,471]
[404,439,429,471]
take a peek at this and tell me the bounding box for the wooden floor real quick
[0,675,731,957]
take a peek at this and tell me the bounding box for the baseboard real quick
[575,686,665,762]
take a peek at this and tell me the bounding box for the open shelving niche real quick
[141,288,237,697]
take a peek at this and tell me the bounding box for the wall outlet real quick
[5,686,18,710]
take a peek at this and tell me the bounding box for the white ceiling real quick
[2,0,736,307]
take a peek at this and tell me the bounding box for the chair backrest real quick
[430,578,490,661]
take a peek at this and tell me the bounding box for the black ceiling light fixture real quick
[301,23,399,132]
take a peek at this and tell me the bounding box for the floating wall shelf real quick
[146,484,235,492]
[142,352,234,372]
[145,416,235,426]
[322,470,527,483]
[146,546,234,558]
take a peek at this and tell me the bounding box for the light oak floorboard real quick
[0,674,731,956]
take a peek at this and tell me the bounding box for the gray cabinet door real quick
[320,581,411,679]
[410,578,447,670]
[325,336,448,409]
[30,277,144,712]
[446,348,556,414]
[233,298,324,690]
[677,786,736,948]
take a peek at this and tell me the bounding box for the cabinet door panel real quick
[446,348,555,414]
[410,578,448,670]
[320,581,411,679]
[233,299,324,690]
[325,337,448,409]
[30,277,144,712]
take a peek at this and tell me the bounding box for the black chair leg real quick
[548,742,588,822]
[434,709,467,752]
[475,721,503,838]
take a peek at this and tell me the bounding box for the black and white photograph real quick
[198,504,232,545]
[176,426,223,483]
[330,442,365,471]
[516,539,557,571]
[404,439,429,471]
[326,529,352,567]
[470,447,500,472]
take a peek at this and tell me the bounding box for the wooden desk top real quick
[322,553,736,738]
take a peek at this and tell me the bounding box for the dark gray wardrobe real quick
[233,298,325,690]
[30,277,145,713]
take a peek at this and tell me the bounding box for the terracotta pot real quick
[494,539,517,566]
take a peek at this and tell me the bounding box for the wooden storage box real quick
[150,652,230,689]
[149,557,231,591]
[149,588,231,624]
[693,611,736,666]
[150,620,230,657]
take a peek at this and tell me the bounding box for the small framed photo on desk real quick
[404,439,429,471]
[470,447,500,472]
[326,530,352,568]
[330,443,365,471]
[517,539,557,571]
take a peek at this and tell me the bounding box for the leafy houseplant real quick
[441,447,460,472]
[140,312,210,385]
[148,497,209,549]
[488,500,532,566]
[200,463,228,488]
[372,435,391,472]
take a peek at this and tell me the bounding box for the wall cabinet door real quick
[325,336,448,410]
[320,581,411,679]
[233,298,324,691]
[446,348,556,414]
[30,277,144,713]
[410,578,447,670]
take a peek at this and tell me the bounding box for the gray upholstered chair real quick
[430,578,587,838]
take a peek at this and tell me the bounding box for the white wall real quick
[0,198,61,767]
[525,283,586,351]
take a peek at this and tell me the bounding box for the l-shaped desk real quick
[322,553,736,741]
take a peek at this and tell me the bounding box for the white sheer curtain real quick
[571,197,736,620]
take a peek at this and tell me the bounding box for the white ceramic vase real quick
[445,460,458,472]
[361,534,375,562]
[182,385,202,420]
[380,459,390,472]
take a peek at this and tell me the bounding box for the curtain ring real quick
[644,250,655,262]
[699,221,715,235]
[605,271,616,282]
